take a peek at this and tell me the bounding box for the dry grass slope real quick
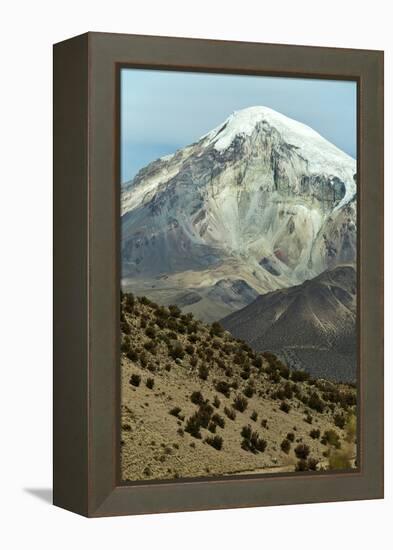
[120,292,357,481]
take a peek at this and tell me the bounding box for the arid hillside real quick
[120,292,357,482]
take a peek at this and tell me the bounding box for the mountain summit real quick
[121,106,357,322]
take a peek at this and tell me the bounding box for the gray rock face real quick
[121,106,356,322]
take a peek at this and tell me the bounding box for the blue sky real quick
[120,69,357,184]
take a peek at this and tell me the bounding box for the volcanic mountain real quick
[121,106,357,322]
[221,265,357,382]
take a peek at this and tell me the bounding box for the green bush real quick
[190,390,205,405]
[169,406,182,418]
[215,380,231,397]
[250,411,258,422]
[198,364,209,380]
[243,384,255,398]
[210,322,224,337]
[208,422,216,433]
[184,414,202,439]
[233,395,248,412]
[205,435,223,450]
[126,349,139,362]
[308,392,325,413]
[185,344,195,355]
[129,374,141,387]
[281,438,291,454]
[333,413,346,429]
[286,432,295,442]
[212,413,225,429]
[280,401,291,414]
[241,426,267,453]
[145,325,156,338]
[168,304,181,318]
[169,343,185,360]
[321,429,341,449]
[224,406,236,421]
[294,443,310,459]
[291,370,310,382]
[310,428,321,439]
[146,377,154,389]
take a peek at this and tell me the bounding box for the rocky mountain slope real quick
[121,106,357,322]
[120,292,357,481]
[221,266,357,382]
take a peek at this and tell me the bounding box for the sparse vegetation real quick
[281,438,291,454]
[130,374,141,387]
[205,435,223,450]
[294,443,310,459]
[120,292,357,481]
[146,377,155,389]
[233,395,248,412]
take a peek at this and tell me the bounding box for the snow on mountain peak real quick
[204,106,356,207]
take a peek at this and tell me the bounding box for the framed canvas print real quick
[53,32,384,517]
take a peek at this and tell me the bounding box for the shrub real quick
[208,422,216,433]
[307,458,319,471]
[224,406,236,421]
[185,344,195,355]
[197,402,214,428]
[205,435,223,450]
[198,364,209,381]
[261,419,268,429]
[139,351,148,368]
[213,395,221,408]
[250,411,258,422]
[126,349,139,362]
[121,320,131,335]
[304,413,313,424]
[168,304,181,318]
[233,395,248,412]
[184,414,202,439]
[308,392,325,413]
[295,457,318,472]
[145,325,156,338]
[215,380,231,397]
[253,356,263,369]
[123,292,135,312]
[146,377,154,389]
[281,438,291,454]
[169,406,182,418]
[212,413,225,429]
[190,390,205,405]
[295,459,308,472]
[129,374,141,387]
[321,429,341,449]
[280,401,291,414]
[291,369,310,382]
[241,426,267,453]
[210,321,224,337]
[144,340,156,353]
[294,443,310,459]
[241,425,252,440]
[333,413,346,429]
[286,432,295,442]
[243,384,255,398]
[169,343,185,360]
[310,428,321,439]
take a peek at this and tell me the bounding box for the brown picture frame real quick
[53,32,384,517]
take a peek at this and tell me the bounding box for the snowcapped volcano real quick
[121,106,357,322]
